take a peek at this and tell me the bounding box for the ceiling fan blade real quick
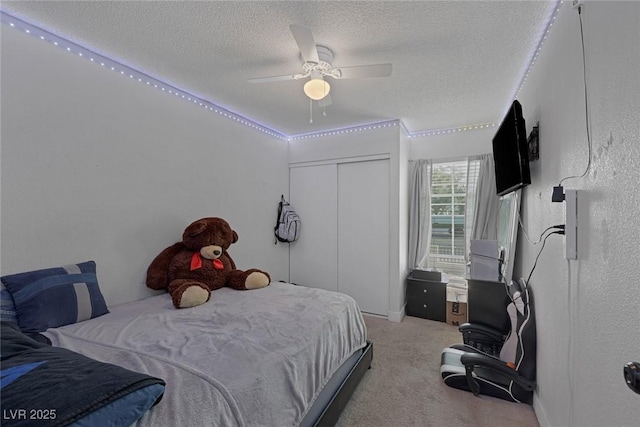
[248,74,305,83]
[290,24,319,64]
[333,63,393,79]
[317,94,333,108]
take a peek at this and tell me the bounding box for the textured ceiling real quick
[1,1,558,137]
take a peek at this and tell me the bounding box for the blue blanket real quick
[1,321,165,426]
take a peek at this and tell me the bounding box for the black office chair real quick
[440,278,536,404]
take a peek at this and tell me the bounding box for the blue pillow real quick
[0,282,18,323]
[1,261,109,333]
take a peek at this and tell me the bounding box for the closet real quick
[289,158,389,316]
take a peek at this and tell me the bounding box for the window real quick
[427,159,480,279]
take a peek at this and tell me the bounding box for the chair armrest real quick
[458,323,505,342]
[460,353,536,392]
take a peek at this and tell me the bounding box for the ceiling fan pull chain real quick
[309,98,313,124]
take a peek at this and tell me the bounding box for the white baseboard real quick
[533,393,550,427]
[387,305,405,323]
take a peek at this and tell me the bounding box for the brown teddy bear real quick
[146,217,271,309]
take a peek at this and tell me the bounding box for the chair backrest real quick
[499,278,536,381]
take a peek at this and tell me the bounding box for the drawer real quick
[406,280,446,322]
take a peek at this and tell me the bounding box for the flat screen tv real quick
[492,100,531,196]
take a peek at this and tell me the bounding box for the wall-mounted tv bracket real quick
[624,362,640,395]
[528,122,540,161]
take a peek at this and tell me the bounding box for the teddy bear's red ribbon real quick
[190,252,224,271]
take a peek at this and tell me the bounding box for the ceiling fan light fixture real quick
[304,77,330,100]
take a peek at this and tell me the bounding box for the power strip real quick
[564,190,578,259]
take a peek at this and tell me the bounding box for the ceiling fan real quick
[249,24,392,108]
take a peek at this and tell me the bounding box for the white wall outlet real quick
[572,0,584,9]
[565,189,578,259]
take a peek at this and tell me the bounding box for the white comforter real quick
[43,282,367,427]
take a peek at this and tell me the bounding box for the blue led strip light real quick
[410,123,496,139]
[0,10,287,140]
[289,120,400,140]
[1,9,545,141]
[412,1,563,139]
[513,0,564,100]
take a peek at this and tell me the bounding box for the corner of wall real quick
[533,394,551,427]
[387,305,405,323]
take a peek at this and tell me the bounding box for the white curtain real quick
[471,154,500,241]
[407,160,432,269]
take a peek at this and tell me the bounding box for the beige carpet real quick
[335,315,540,427]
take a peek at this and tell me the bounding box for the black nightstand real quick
[406,274,447,322]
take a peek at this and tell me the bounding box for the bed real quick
[1,273,371,427]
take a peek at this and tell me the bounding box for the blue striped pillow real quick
[1,282,18,323]
[1,261,109,333]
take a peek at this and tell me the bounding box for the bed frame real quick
[313,341,373,427]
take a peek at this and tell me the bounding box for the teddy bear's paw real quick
[245,272,270,290]
[179,285,211,308]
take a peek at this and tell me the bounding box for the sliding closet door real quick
[289,164,338,292]
[338,159,390,315]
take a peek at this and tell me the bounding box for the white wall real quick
[288,124,400,164]
[396,128,411,321]
[515,2,640,426]
[409,127,494,160]
[1,26,290,305]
